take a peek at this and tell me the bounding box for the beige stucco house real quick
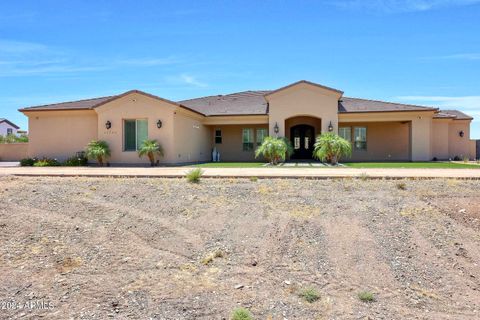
[19,80,476,164]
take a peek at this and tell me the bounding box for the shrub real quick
[453,156,461,161]
[33,158,60,167]
[396,182,407,190]
[138,139,164,166]
[299,288,320,303]
[186,168,203,183]
[85,140,110,166]
[249,176,258,182]
[63,156,88,166]
[20,158,35,166]
[231,307,253,320]
[358,291,375,302]
[255,136,293,165]
[313,133,351,165]
[462,155,470,163]
[0,133,28,144]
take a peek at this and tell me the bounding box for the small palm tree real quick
[313,133,351,165]
[138,139,164,166]
[85,140,111,166]
[255,136,293,165]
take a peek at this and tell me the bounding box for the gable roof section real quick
[265,80,344,97]
[179,91,270,116]
[0,118,20,129]
[339,97,438,113]
[19,90,205,116]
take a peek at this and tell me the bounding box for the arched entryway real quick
[285,116,322,159]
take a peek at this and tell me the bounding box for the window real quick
[242,128,254,151]
[6,128,13,135]
[354,127,367,150]
[256,128,268,146]
[338,127,351,142]
[215,129,222,144]
[124,119,148,151]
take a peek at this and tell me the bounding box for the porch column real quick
[410,117,432,161]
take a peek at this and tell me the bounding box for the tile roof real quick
[434,110,473,120]
[19,96,116,111]
[179,91,270,116]
[18,86,471,120]
[339,97,438,113]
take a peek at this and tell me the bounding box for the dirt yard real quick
[0,176,479,319]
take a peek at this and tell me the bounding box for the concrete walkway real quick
[1,166,480,179]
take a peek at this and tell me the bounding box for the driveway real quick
[1,166,480,179]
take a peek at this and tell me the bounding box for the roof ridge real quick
[178,90,270,102]
[22,94,117,110]
[343,96,438,110]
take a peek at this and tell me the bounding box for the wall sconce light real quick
[105,121,111,130]
[274,122,279,134]
[328,121,334,132]
[459,130,464,138]
[157,120,162,129]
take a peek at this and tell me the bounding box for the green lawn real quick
[343,162,480,169]
[187,161,480,169]
[189,162,266,168]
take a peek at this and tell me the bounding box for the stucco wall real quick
[340,121,410,161]
[210,124,269,161]
[173,110,211,163]
[95,93,177,164]
[448,120,473,159]
[267,83,341,139]
[25,110,98,160]
[0,143,28,161]
[432,120,450,160]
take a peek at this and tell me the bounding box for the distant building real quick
[0,118,20,136]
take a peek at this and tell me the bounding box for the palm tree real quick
[138,139,164,166]
[255,136,293,165]
[313,133,351,165]
[85,140,111,166]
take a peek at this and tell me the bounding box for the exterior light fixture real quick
[274,122,279,134]
[459,130,464,137]
[157,120,162,128]
[105,121,112,129]
[328,121,333,132]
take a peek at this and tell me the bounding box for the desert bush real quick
[231,307,253,320]
[33,158,60,167]
[255,136,293,165]
[313,133,351,164]
[20,158,35,166]
[186,168,203,183]
[63,156,88,166]
[358,291,375,302]
[138,139,164,166]
[299,288,320,303]
[85,140,110,166]
[396,182,407,190]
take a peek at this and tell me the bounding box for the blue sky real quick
[1,0,479,138]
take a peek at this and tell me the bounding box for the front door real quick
[290,124,314,159]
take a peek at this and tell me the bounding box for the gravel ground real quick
[0,176,479,319]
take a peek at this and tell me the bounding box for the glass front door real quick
[290,124,315,159]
